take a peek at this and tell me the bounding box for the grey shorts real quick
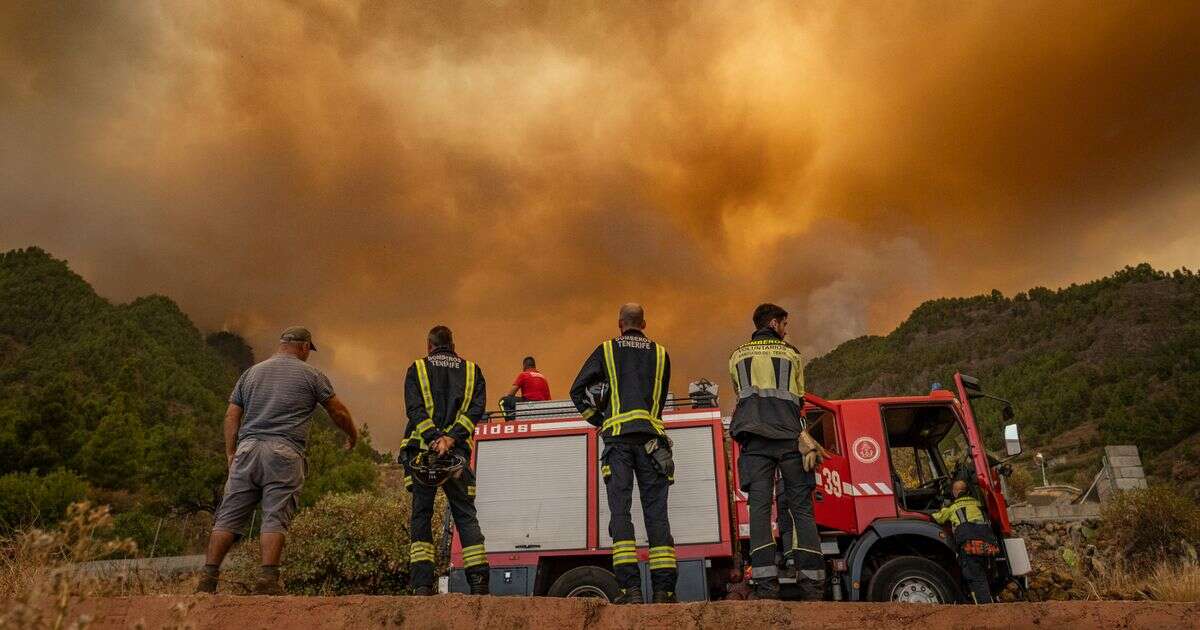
[212,438,306,535]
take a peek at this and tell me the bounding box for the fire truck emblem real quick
[851,437,881,464]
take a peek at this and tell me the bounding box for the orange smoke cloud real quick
[2,1,1198,446]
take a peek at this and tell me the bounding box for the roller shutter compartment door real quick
[474,434,589,551]
[599,426,721,547]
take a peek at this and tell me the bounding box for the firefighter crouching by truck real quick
[399,325,490,596]
[570,303,678,604]
[933,479,1000,604]
[729,303,825,600]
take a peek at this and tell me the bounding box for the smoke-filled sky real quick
[2,1,1199,447]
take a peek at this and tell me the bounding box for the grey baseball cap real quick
[280,326,317,351]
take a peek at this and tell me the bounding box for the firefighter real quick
[400,325,490,596]
[933,480,998,604]
[729,303,824,600]
[570,303,677,604]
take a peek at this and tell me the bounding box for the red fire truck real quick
[443,373,1030,603]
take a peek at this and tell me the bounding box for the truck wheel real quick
[547,566,622,601]
[866,556,961,604]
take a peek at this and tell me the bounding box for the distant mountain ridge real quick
[806,264,1200,492]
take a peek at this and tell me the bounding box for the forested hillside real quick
[0,248,380,552]
[807,264,1200,493]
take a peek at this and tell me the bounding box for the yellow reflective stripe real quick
[612,540,636,548]
[459,361,475,416]
[649,559,677,569]
[415,359,434,417]
[581,407,595,420]
[467,485,476,497]
[650,343,665,419]
[416,419,435,434]
[464,555,488,568]
[403,475,413,489]
[602,340,620,415]
[455,416,476,435]
[409,540,435,563]
[601,465,611,477]
[601,410,665,436]
[613,557,639,566]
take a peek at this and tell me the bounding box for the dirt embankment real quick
[70,595,1200,629]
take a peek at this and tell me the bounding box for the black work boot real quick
[750,578,781,600]
[613,585,644,604]
[467,571,490,595]
[253,565,285,595]
[411,586,435,596]
[195,564,219,594]
[797,578,824,601]
[195,573,218,594]
[252,575,285,595]
[651,590,677,603]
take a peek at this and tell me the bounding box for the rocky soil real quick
[67,594,1200,629]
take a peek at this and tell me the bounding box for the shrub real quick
[223,490,446,595]
[1006,465,1033,502]
[111,510,186,558]
[0,469,91,533]
[1101,486,1200,568]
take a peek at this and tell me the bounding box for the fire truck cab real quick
[446,373,1030,603]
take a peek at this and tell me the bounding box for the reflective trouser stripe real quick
[800,569,826,581]
[466,485,476,497]
[462,544,488,568]
[649,545,677,570]
[409,541,435,563]
[751,565,779,579]
[601,465,611,477]
[403,475,413,490]
[612,540,638,566]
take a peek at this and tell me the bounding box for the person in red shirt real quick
[500,356,551,420]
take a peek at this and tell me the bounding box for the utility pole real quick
[1035,452,1048,487]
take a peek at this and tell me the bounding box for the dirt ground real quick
[67,594,1200,629]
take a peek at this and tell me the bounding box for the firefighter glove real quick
[798,430,823,472]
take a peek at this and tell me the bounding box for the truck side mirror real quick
[1004,423,1021,457]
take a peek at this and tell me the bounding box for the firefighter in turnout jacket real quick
[933,480,998,604]
[729,303,824,600]
[570,303,677,604]
[400,325,489,596]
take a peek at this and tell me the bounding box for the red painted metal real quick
[449,408,733,571]
[445,373,1014,589]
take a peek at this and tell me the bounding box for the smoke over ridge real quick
[2,1,1198,445]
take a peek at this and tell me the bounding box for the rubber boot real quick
[412,586,435,596]
[467,571,490,595]
[797,578,824,601]
[750,578,781,600]
[652,590,678,603]
[613,585,644,604]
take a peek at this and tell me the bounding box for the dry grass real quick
[0,502,143,629]
[1084,560,1200,602]
[1144,561,1200,602]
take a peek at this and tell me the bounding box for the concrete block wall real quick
[1098,445,1148,500]
[1009,502,1101,524]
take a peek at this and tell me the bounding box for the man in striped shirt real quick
[198,326,358,595]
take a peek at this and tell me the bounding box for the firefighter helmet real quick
[406,449,467,487]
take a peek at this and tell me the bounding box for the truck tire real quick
[547,566,622,601]
[866,556,962,604]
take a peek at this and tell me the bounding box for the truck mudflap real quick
[1003,537,1031,576]
[842,519,956,601]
